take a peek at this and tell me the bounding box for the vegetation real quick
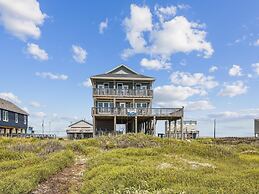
[0,138,74,194]
[0,134,258,193]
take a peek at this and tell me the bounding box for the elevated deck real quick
[92,107,183,119]
[93,88,153,98]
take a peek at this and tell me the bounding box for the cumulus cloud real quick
[0,0,47,40]
[209,65,218,73]
[219,81,247,97]
[82,78,92,87]
[170,71,218,90]
[99,18,108,34]
[0,92,21,104]
[229,65,242,77]
[140,58,170,70]
[153,84,204,107]
[186,100,214,111]
[72,45,87,63]
[32,111,46,118]
[208,108,259,120]
[29,101,41,108]
[35,72,68,80]
[122,4,213,66]
[26,43,48,61]
[252,63,259,75]
[253,39,259,46]
[122,4,152,58]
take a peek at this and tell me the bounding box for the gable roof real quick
[91,64,155,81]
[68,120,93,128]
[0,98,29,115]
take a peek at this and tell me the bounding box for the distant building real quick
[0,98,29,136]
[66,120,93,139]
[90,64,184,137]
[166,120,199,139]
[254,119,259,138]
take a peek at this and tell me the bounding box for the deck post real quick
[93,116,96,137]
[181,117,184,140]
[165,121,168,137]
[174,120,177,139]
[135,116,138,133]
[169,120,171,138]
[114,116,117,135]
[153,116,156,136]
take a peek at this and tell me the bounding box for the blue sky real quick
[0,0,259,137]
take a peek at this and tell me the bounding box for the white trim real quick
[15,113,18,123]
[3,110,8,122]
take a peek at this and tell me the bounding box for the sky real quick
[0,0,259,137]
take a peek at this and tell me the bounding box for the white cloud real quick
[35,72,68,80]
[72,45,87,63]
[140,58,170,70]
[82,78,92,87]
[151,16,213,58]
[154,5,177,23]
[122,4,213,64]
[153,84,204,107]
[186,100,214,111]
[26,43,48,61]
[32,111,46,118]
[209,65,218,73]
[219,81,247,97]
[122,4,152,58]
[0,0,47,40]
[208,108,259,120]
[228,65,242,77]
[99,18,108,34]
[170,71,218,89]
[0,92,21,104]
[252,63,259,74]
[253,39,259,46]
[30,101,41,108]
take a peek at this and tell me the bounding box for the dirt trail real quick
[31,155,86,194]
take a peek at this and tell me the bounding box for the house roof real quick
[68,120,93,128]
[0,98,29,115]
[91,65,155,81]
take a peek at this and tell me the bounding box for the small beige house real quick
[66,120,93,139]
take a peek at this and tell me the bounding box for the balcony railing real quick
[92,107,183,117]
[93,88,153,97]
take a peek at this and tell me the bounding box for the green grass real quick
[0,135,258,194]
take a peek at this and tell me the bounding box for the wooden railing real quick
[93,88,153,97]
[92,107,183,117]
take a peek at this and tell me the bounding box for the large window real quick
[15,113,18,123]
[3,110,8,122]
[24,115,27,125]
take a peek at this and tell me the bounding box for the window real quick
[97,84,104,89]
[117,83,123,90]
[24,115,27,125]
[135,103,147,108]
[0,110,1,121]
[104,83,109,89]
[3,110,8,122]
[15,113,18,123]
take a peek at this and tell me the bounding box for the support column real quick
[169,120,171,138]
[135,116,138,133]
[114,116,117,135]
[174,120,177,139]
[153,116,156,136]
[93,116,96,137]
[181,117,184,140]
[165,121,168,137]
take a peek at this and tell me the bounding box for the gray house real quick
[0,98,29,136]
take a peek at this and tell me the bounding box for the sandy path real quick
[31,155,86,194]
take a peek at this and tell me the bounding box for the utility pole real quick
[213,119,216,139]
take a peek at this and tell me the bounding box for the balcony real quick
[93,88,153,98]
[92,107,183,118]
